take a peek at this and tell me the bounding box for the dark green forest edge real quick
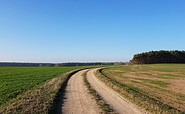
[131,50,185,64]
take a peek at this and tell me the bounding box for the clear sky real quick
[0,0,185,63]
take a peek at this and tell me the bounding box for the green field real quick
[0,66,85,108]
[98,64,185,113]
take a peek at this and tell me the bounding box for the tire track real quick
[86,69,144,114]
[61,70,100,114]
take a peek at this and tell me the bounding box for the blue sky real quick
[0,0,185,63]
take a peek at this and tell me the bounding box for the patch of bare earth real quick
[169,79,185,95]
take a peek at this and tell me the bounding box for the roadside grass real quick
[0,66,87,113]
[96,64,185,114]
[82,70,116,114]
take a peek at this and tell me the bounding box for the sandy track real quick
[61,70,100,114]
[86,69,144,114]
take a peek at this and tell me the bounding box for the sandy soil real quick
[169,79,185,94]
[61,70,100,114]
[86,69,144,114]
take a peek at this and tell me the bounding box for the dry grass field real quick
[98,64,185,113]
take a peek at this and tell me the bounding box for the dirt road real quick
[86,69,144,114]
[62,69,144,114]
[61,70,100,114]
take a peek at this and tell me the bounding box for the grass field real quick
[98,64,185,113]
[0,66,86,108]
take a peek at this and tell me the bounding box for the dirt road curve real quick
[62,69,144,114]
[87,69,144,114]
[61,70,100,114]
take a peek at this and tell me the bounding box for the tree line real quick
[131,50,185,64]
[0,62,114,67]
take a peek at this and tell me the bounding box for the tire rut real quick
[61,70,100,114]
[86,69,144,114]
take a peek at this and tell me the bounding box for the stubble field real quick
[98,64,185,113]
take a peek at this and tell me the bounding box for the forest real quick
[131,50,185,64]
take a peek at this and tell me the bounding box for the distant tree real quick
[131,50,185,64]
